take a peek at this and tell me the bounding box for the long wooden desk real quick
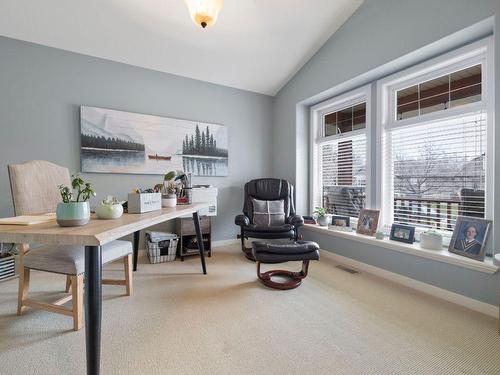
[0,203,210,375]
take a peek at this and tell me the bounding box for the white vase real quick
[162,195,177,208]
[420,230,443,250]
[317,216,329,226]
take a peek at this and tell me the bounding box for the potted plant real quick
[162,181,178,207]
[313,207,329,227]
[56,175,96,227]
[96,195,124,220]
[154,171,178,208]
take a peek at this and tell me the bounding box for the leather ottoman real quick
[251,241,320,290]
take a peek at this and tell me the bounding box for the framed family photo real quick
[331,215,350,227]
[356,209,380,236]
[390,224,415,244]
[448,216,491,261]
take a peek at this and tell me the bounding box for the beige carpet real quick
[1,245,500,375]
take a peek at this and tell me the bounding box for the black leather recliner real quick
[234,178,304,260]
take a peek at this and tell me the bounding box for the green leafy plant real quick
[313,207,327,217]
[58,175,96,203]
[165,181,177,195]
[164,170,177,182]
[152,171,178,196]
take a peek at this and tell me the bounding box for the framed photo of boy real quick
[356,209,380,236]
[448,216,491,261]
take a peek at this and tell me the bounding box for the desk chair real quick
[9,160,133,331]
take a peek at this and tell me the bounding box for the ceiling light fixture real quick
[185,0,224,29]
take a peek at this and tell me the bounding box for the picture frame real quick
[331,215,350,227]
[390,224,415,244]
[302,215,317,225]
[356,209,380,236]
[448,216,492,261]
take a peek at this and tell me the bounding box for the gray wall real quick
[0,36,273,242]
[272,0,500,305]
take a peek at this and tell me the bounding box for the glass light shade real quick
[185,0,224,28]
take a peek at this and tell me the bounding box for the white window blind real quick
[311,87,370,220]
[386,111,486,231]
[321,134,366,217]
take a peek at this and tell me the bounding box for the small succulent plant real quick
[58,175,96,203]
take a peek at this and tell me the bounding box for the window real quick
[390,112,486,231]
[379,38,493,234]
[324,102,366,136]
[396,64,482,120]
[311,86,370,219]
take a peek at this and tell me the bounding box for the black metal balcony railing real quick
[323,187,365,218]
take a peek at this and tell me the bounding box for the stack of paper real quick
[0,213,56,226]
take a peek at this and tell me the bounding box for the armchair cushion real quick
[251,198,285,226]
[243,224,295,240]
[245,224,294,233]
[235,214,250,227]
[287,214,304,228]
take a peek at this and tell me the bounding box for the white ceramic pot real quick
[96,202,123,220]
[317,216,329,226]
[420,230,443,250]
[162,195,177,208]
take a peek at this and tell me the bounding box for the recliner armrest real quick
[287,214,304,228]
[235,214,250,227]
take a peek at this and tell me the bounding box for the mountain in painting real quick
[81,117,145,152]
[81,117,143,144]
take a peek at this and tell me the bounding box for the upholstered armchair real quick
[234,178,303,260]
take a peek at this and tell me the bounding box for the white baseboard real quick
[322,250,498,318]
[212,239,239,247]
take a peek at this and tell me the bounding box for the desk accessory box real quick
[127,193,162,213]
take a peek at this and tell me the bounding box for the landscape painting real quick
[80,106,228,176]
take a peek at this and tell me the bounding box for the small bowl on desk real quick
[96,196,124,220]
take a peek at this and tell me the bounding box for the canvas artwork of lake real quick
[80,106,228,176]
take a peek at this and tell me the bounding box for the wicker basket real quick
[145,232,178,264]
[0,253,16,281]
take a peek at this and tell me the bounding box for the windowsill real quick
[303,224,498,274]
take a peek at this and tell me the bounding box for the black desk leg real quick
[192,211,207,275]
[133,230,140,272]
[85,245,102,375]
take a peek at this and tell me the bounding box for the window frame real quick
[310,85,372,217]
[376,37,494,232]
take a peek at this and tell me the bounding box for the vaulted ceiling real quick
[0,0,363,95]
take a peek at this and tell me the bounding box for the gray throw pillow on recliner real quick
[252,198,285,226]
